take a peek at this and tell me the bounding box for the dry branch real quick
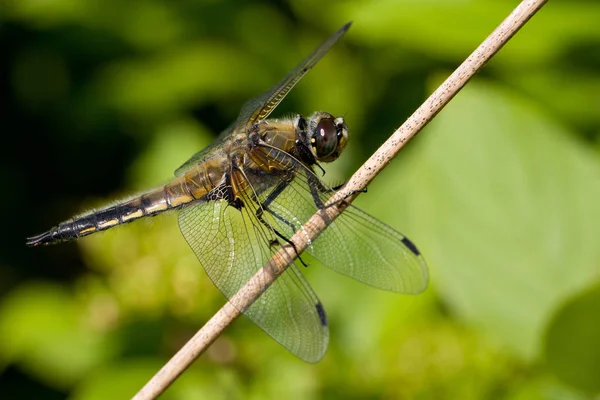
[133,1,548,398]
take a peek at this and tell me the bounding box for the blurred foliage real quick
[544,284,600,394]
[1,0,599,399]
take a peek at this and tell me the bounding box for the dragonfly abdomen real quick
[25,171,215,247]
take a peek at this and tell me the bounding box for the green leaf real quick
[0,282,115,388]
[70,359,162,400]
[368,81,600,360]
[544,284,600,394]
[127,117,214,188]
[90,42,266,117]
[71,361,246,400]
[297,1,600,67]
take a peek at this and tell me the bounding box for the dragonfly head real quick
[306,111,348,163]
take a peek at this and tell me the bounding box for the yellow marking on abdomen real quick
[80,227,96,234]
[145,202,168,214]
[122,210,143,222]
[169,194,193,207]
[97,219,119,229]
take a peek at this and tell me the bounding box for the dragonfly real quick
[26,22,428,362]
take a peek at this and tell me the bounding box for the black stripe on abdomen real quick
[69,203,143,239]
[26,202,145,246]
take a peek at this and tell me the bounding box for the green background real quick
[1,0,599,398]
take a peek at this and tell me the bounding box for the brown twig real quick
[133,1,548,398]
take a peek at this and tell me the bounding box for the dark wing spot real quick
[401,236,421,256]
[315,302,328,326]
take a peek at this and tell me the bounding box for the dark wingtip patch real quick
[401,236,421,256]
[316,302,328,326]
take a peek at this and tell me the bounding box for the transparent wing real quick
[235,22,351,130]
[174,123,235,176]
[175,22,350,177]
[178,172,329,362]
[254,146,429,294]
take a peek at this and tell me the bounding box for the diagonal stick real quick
[133,1,548,398]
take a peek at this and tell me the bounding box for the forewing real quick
[254,147,429,294]
[174,123,235,176]
[176,22,351,177]
[178,177,329,362]
[235,22,351,130]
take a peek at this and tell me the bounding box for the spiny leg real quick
[308,172,366,211]
[332,182,367,194]
[256,204,309,268]
[256,179,309,267]
[260,180,299,233]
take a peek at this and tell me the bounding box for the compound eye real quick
[313,118,338,159]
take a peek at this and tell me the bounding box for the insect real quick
[27,22,428,362]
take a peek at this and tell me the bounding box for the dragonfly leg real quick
[309,174,366,211]
[256,205,310,268]
[332,181,367,194]
[257,179,310,268]
[260,180,298,232]
[323,188,367,211]
[305,172,329,209]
